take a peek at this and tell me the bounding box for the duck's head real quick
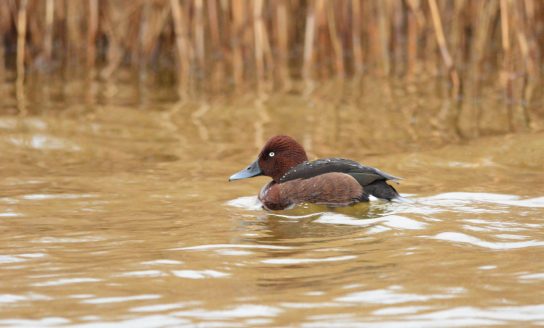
[229,135,308,182]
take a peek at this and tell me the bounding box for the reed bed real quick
[0,0,542,95]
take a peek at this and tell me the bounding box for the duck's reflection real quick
[234,203,397,293]
[239,202,395,243]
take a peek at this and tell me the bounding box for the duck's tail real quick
[364,180,401,201]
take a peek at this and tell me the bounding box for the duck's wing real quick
[279,158,401,186]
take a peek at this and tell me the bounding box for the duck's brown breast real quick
[259,172,365,210]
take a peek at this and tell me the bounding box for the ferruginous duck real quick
[229,135,401,210]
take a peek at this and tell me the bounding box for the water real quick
[0,76,543,327]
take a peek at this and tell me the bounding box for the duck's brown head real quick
[229,135,308,183]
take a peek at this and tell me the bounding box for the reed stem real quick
[16,0,28,83]
[428,0,460,95]
[0,0,540,100]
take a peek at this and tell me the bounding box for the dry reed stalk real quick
[87,0,98,70]
[25,1,45,64]
[14,0,28,115]
[470,1,498,73]
[100,2,121,78]
[406,0,419,77]
[16,0,28,83]
[510,0,531,130]
[66,0,83,66]
[44,0,54,61]
[253,0,265,82]
[327,1,344,77]
[206,0,220,48]
[523,0,540,76]
[130,6,142,69]
[464,0,486,107]
[314,1,325,79]
[140,3,170,63]
[138,1,150,70]
[392,1,405,75]
[206,0,225,90]
[0,41,3,78]
[194,0,205,68]
[499,0,513,99]
[0,2,11,77]
[276,0,290,85]
[428,0,460,96]
[451,0,466,64]
[524,0,539,74]
[170,0,192,87]
[302,0,318,80]
[500,0,511,56]
[125,6,145,69]
[314,0,328,79]
[377,1,390,75]
[351,0,363,74]
[260,4,273,83]
[512,1,533,75]
[421,7,437,75]
[407,0,425,26]
[231,0,245,84]
[364,2,380,72]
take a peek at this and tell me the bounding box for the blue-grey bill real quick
[229,159,263,181]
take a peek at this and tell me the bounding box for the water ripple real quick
[226,196,262,210]
[336,286,458,304]
[33,278,101,287]
[519,273,544,281]
[0,317,70,327]
[0,293,52,303]
[172,270,230,279]
[81,294,161,304]
[116,270,166,278]
[410,304,544,323]
[0,211,22,217]
[141,259,183,265]
[262,255,356,265]
[0,255,26,264]
[425,192,544,208]
[174,304,282,319]
[20,193,95,200]
[131,302,197,313]
[429,232,544,250]
[174,244,292,251]
[315,213,427,230]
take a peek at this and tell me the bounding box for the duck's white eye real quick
[269,151,275,157]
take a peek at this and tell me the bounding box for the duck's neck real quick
[273,158,306,182]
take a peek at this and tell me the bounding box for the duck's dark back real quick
[279,158,401,187]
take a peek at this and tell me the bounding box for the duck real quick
[229,135,402,210]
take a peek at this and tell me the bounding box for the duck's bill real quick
[229,159,263,181]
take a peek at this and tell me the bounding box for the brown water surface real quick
[0,77,543,327]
